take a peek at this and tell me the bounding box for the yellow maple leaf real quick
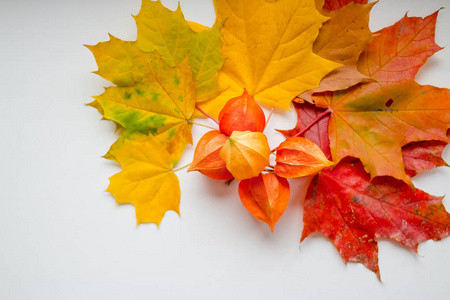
[198,0,341,117]
[107,134,180,225]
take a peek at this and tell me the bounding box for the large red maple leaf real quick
[302,158,450,279]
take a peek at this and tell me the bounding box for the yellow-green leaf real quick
[85,34,145,87]
[189,22,225,102]
[199,0,341,116]
[135,0,193,67]
[134,0,224,101]
[107,134,180,225]
[92,45,196,165]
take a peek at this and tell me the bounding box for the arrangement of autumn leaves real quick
[87,0,450,278]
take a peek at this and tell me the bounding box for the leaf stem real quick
[293,108,331,138]
[265,107,274,130]
[173,163,191,172]
[188,120,217,130]
[271,108,331,153]
[196,105,219,125]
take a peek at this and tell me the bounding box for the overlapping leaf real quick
[89,45,196,165]
[135,0,225,101]
[199,0,341,116]
[312,12,450,183]
[302,158,450,279]
[107,134,181,225]
[300,1,375,101]
[322,0,368,11]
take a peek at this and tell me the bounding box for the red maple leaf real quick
[302,158,450,279]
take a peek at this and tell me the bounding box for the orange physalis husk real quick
[220,131,270,180]
[238,173,290,232]
[275,137,334,178]
[218,89,266,136]
[188,130,233,180]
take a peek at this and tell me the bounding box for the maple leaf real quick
[89,44,196,165]
[358,11,442,84]
[134,0,225,101]
[311,11,450,183]
[107,134,180,225]
[322,0,368,11]
[198,0,341,116]
[402,138,449,177]
[275,137,333,178]
[302,158,450,279]
[315,80,450,183]
[300,1,376,101]
[188,130,233,180]
[238,173,290,232]
[220,131,271,180]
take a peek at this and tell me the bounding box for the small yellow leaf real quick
[220,131,270,180]
[107,134,180,226]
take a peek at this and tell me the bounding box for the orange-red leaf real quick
[358,11,442,84]
[188,130,233,180]
[313,80,450,184]
[238,173,290,232]
[275,137,333,178]
[322,0,368,11]
[403,139,449,177]
[220,131,270,180]
[218,89,265,136]
[302,158,450,279]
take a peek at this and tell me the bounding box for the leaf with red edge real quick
[358,11,442,84]
[403,139,449,177]
[275,137,333,178]
[218,89,265,136]
[302,158,450,279]
[238,173,290,232]
[277,101,331,159]
[188,130,233,180]
[323,0,368,11]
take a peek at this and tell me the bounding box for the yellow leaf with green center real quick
[134,0,224,101]
[198,0,341,117]
[220,131,271,180]
[107,134,180,226]
[90,46,196,165]
[85,35,145,87]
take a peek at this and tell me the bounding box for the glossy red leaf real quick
[188,130,233,180]
[302,158,450,279]
[218,89,266,136]
[238,173,290,232]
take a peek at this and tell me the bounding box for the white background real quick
[1,0,450,299]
